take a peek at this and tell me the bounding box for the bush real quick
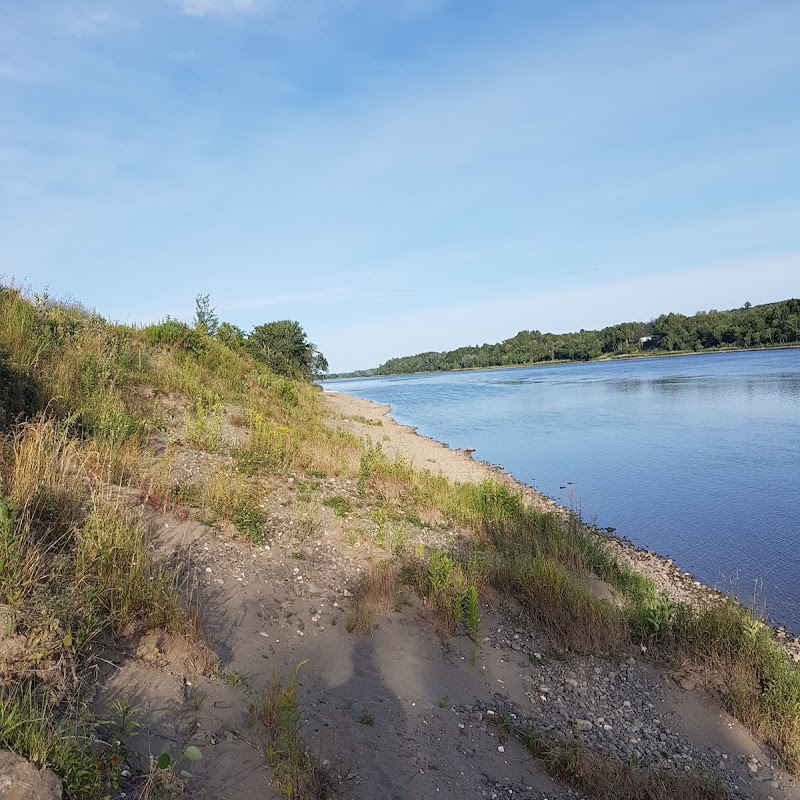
[141,318,206,357]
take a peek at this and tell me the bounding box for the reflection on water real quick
[327,349,800,633]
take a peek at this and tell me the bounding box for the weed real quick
[323,496,352,517]
[491,711,512,743]
[437,696,449,709]
[352,415,382,426]
[462,585,480,642]
[543,647,573,664]
[374,527,386,548]
[391,525,407,556]
[250,661,349,799]
[220,670,244,686]
[357,713,375,726]
[370,507,389,527]
[184,391,223,451]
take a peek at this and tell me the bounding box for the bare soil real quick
[91,390,800,800]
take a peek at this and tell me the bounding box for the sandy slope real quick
[89,391,800,800]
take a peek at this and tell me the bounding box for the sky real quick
[2,1,799,372]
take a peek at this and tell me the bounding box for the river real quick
[325,349,800,633]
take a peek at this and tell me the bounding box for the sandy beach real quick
[324,388,800,662]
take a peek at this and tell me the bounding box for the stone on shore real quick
[0,751,62,800]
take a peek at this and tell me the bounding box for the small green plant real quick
[97,700,144,793]
[370,507,389,527]
[544,647,573,664]
[645,593,677,638]
[232,446,267,476]
[143,744,202,797]
[184,391,223,451]
[231,496,270,545]
[220,670,244,686]
[250,661,348,799]
[357,713,375,726]
[391,525,407,556]
[374,527,386,548]
[352,415,382,426]
[323,496,352,517]
[462,585,480,642]
[346,604,373,634]
[487,709,512,743]
[437,696,449,709]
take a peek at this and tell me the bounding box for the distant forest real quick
[364,299,800,377]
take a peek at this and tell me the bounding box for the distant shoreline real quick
[325,342,800,381]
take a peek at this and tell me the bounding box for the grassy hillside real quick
[1,284,798,798]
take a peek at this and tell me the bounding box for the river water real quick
[325,349,800,633]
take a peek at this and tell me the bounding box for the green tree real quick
[195,293,219,336]
[249,320,323,380]
[312,350,329,379]
[216,321,247,350]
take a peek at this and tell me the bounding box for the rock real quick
[0,750,62,799]
[574,719,593,732]
[679,677,696,692]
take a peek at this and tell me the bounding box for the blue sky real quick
[2,1,799,371]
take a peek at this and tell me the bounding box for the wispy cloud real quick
[220,286,362,314]
[168,47,198,61]
[172,0,264,17]
[61,8,112,37]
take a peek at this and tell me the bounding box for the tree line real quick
[374,299,800,376]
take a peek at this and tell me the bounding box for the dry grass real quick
[347,562,403,633]
[525,728,726,800]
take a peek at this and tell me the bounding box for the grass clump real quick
[522,722,725,800]
[645,600,800,773]
[0,420,192,798]
[322,496,352,517]
[0,687,103,798]
[347,562,403,633]
[250,661,349,800]
[184,390,223,451]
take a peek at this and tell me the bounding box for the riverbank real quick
[324,389,800,664]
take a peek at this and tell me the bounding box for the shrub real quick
[141,318,206,357]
